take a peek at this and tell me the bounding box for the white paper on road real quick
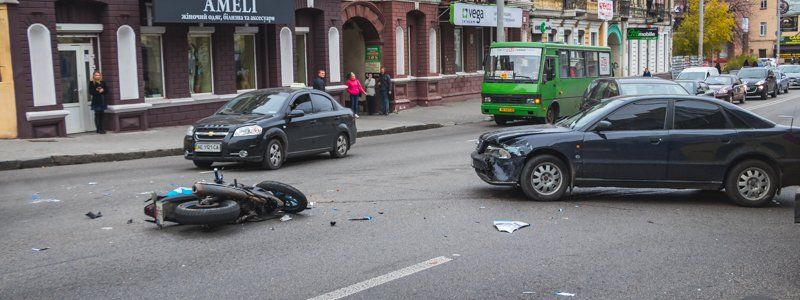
[493,220,530,233]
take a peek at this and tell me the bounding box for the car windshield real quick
[484,47,542,83]
[705,76,733,85]
[779,65,800,73]
[556,100,617,129]
[677,82,695,91]
[217,92,289,115]
[677,72,706,80]
[738,68,767,78]
[619,83,690,95]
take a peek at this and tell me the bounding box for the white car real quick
[676,67,720,81]
[778,65,800,88]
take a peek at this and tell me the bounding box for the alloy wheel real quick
[269,143,282,166]
[737,167,771,201]
[530,162,563,196]
[336,135,348,156]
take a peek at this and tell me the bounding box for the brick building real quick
[2,0,532,139]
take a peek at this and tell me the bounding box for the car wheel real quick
[261,138,285,170]
[724,160,777,207]
[545,105,559,124]
[761,89,768,100]
[520,155,570,201]
[193,160,213,169]
[330,133,349,158]
[494,115,509,126]
[771,85,778,97]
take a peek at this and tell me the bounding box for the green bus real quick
[481,42,612,125]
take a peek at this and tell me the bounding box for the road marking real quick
[745,95,800,111]
[308,256,453,300]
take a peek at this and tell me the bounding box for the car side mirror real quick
[287,109,305,118]
[594,120,612,132]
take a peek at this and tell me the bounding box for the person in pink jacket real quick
[345,72,367,118]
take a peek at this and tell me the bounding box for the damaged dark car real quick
[471,95,800,207]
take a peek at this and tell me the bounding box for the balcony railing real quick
[564,0,587,11]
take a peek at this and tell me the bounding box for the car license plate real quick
[194,142,221,153]
[499,107,515,113]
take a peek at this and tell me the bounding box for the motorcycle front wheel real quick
[256,181,308,214]
[173,200,241,225]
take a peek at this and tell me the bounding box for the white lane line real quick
[308,256,453,300]
[746,96,799,111]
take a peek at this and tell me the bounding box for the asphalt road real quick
[1,92,799,299]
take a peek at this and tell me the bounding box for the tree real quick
[673,0,736,57]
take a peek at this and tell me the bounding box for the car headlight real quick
[185,125,194,136]
[484,96,492,103]
[756,80,766,86]
[485,145,511,159]
[718,87,730,93]
[233,125,263,137]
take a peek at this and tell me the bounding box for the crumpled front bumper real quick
[471,151,522,185]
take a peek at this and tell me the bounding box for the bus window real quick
[558,50,570,79]
[543,57,556,82]
[585,51,599,77]
[570,51,585,78]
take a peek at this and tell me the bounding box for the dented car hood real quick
[480,124,573,144]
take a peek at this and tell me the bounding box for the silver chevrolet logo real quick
[208,131,215,136]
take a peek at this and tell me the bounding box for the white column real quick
[27,24,57,106]
[395,26,405,75]
[328,27,341,83]
[279,27,294,86]
[117,25,139,100]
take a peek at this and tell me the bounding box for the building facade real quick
[748,0,778,58]
[4,0,535,139]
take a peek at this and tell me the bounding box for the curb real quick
[0,123,445,171]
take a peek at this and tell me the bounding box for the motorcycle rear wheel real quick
[173,200,241,225]
[256,181,308,214]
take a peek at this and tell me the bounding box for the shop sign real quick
[598,0,614,21]
[536,21,552,34]
[782,35,800,45]
[782,16,798,31]
[627,27,659,40]
[784,0,800,16]
[152,0,294,24]
[450,3,523,28]
[365,46,381,74]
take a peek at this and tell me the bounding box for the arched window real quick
[395,26,405,75]
[279,27,294,86]
[328,27,341,83]
[117,25,139,100]
[428,28,437,74]
[27,24,56,106]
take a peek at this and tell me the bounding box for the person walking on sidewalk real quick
[377,67,393,115]
[364,73,376,115]
[312,70,326,91]
[89,71,108,134]
[346,72,366,118]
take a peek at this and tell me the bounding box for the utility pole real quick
[699,0,704,63]
[777,0,782,63]
[497,0,505,42]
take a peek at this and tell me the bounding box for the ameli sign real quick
[450,3,523,28]
[627,28,659,40]
[153,0,294,24]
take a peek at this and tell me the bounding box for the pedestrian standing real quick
[743,59,750,67]
[642,67,652,77]
[345,72,366,118]
[312,70,326,91]
[791,55,797,65]
[376,66,393,115]
[364,73,376,115]
[715,61,722,74]
[89,71,108,134]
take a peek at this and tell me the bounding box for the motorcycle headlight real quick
[185,125,194,136]
[756,80,766,86]
[233,125,263,137]
[485,145,511,159]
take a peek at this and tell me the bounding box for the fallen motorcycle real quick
[144,169,307,228]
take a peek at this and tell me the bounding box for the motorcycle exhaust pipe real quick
[193,183,266,204]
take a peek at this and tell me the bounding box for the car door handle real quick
[650,138,663,145]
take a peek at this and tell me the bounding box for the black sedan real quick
[184,87,357,170]
[472,95,800,207]
[738,67,778,99]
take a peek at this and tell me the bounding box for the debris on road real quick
[493,220,530,233]
[330,221,336,226]
[452,254,461,257]
[31,247,49,252]
[280,215,292,222]
[558,208,564,213]
[479,206,486,209]
[101,227,113,230]
[127,219,134,224]
[85,211,103,219]
[88,182,98,185]
[647,220,655,224]
[349,215,373,221]
[555,291,576,297]
[522,291,535,294]
[30,194,61,204]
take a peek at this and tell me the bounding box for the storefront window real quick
[141,35,164,98]
[454,28,464,72]
[188,35,213,94]
[235,34,256,90]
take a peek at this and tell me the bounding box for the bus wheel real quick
[494,115,509,126]
[545,105,559,124]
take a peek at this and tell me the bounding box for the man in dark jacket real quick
[377,67,393,115]
[312,70,326,91]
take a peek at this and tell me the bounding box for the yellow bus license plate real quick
[499,107,515,113]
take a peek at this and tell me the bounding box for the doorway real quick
[58,42,96,134]
[608,33,622,77]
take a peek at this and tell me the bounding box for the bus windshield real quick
[485,47,542,83]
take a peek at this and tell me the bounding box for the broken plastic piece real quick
[280,215,292,222]
[31,197,61,204]
[348,215,373,221]
[330,221,336,226]
[558,208,564,212]
[493,220,530,233]
[165,187,192,197]
[88,182,98,185]
[31,247,49,252]
[555,291,576,297]
[127,219,134,224]
[85,211,103,219]
[101,227,113,230]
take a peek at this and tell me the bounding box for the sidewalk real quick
[0,99,485,170]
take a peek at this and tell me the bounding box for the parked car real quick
[184,87,357,170]
[704,75,747,103]
[737,67,778,99]
[471,95,800,207]
[674,79,714,96]
[777,65,800,88]
[772,69,791,94]
[581,77,689,110]
[675,67,720,81]
[757,58,777,68]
